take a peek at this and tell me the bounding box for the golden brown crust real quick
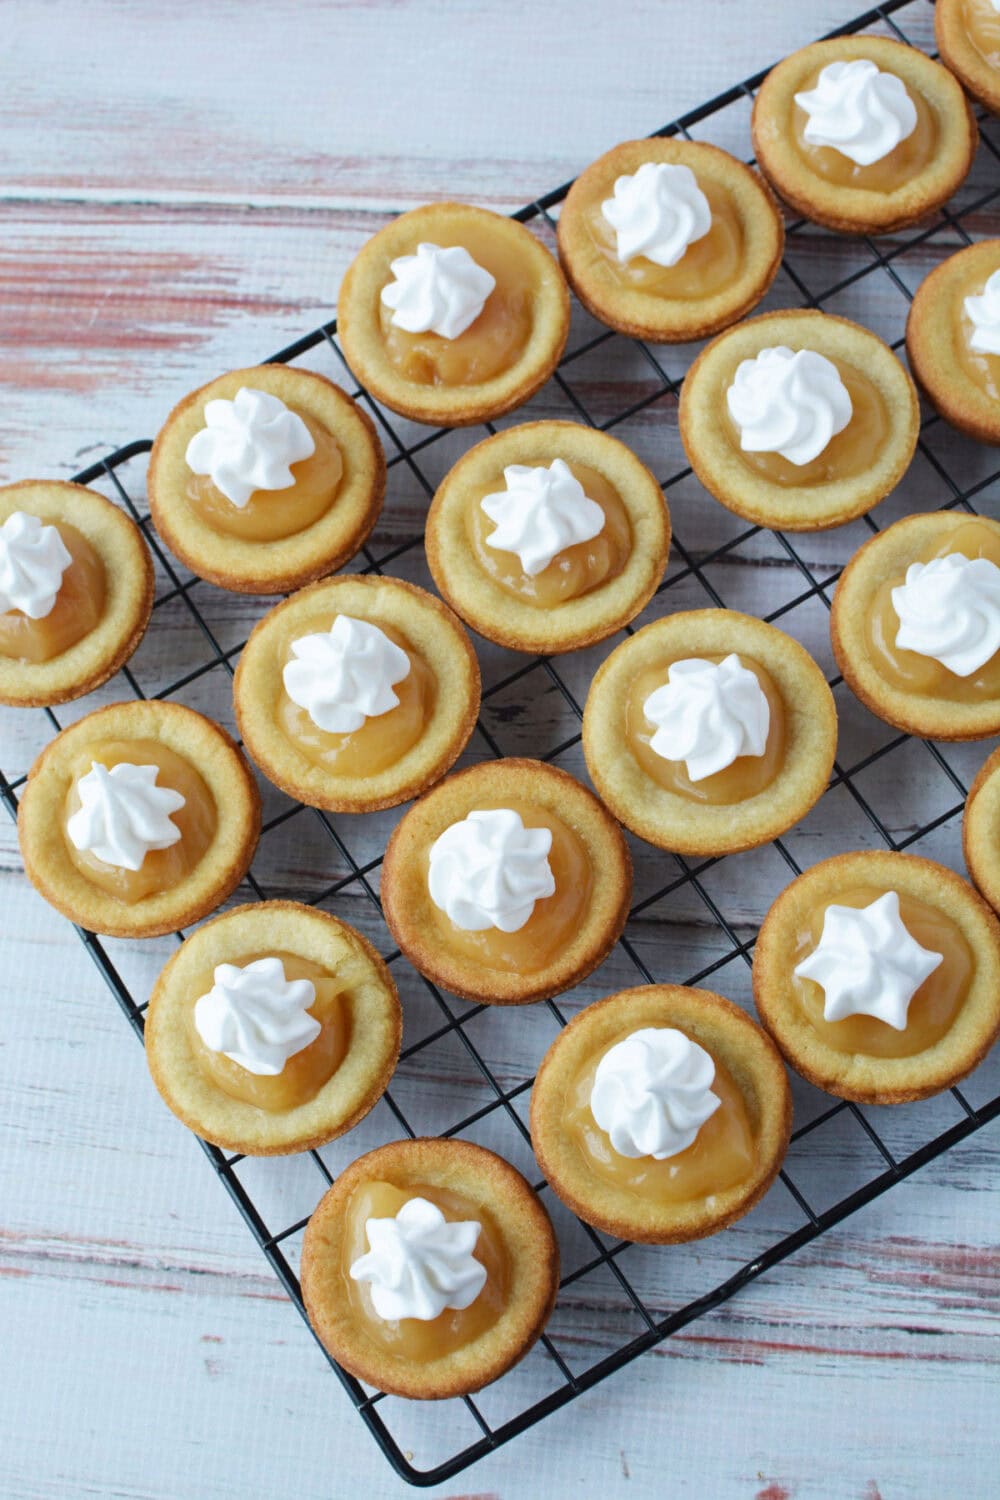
[830,511,1000,741]
[336,203,570,427]
[233,576,481,812]
[582,608,837,856]
[0,481,155,708]
[148,365,385,595]
[963,745,1000,914]
[424,420,670,654]
[18,700,261,939]
[381,758,632,1005]
[937,0,1000,116]
[753,850,1000,1104]
[556,139,784,343]
[530,985,792,1244]
[144,900,402,1155]
[300,1136,560,1399]
[751,37,977,235]
[906,241,1000,445]
[678,309,919,531]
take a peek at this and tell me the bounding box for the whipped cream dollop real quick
[282,615,411,735]
[193,956,321,1075]
[642,654,770,782]
[591,1027,721,1160]
[0,511,73,619]
[964,270,1000,356]
[65,762,185,871]
[427,808,555,933]
[381,242,496,340]
[892,553,1000,678]
[600,161,712,267]
[185,387,316,509]
[480,459,605,576]
[727,346,853,467]
[349,1196,487,1322]
[794,58,918,167]
[794,890,943,1030]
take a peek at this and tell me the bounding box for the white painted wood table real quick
[3,2,999,1496]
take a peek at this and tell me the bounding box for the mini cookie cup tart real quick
[18,700,261,939]
[425,420,670,654]
[906,241,1000,445]
[145,901,401,1155]
[753,851,1000,1104]
[751,37,977,235]
[679,309,919,531]
[301,1137,559,1400]
[530,985,792,1244]
[556,138,784,344]
[148,365,385,595]
[0,481,154,708]
[381,758,632,1005]
[936,0,1000,118]
[336,202,570,427]
[964,745,1000,915]
[830,511,1000,741]
[582,609,837,856]
[233,575,480,813]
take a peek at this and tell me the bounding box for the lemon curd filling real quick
[0,521,105,664]
[277,619,435,777]
[186,412,343,541]
[724,358,890,487]
[64,739,216,903]
[427,799,592,974]
[465,460,632,608]
[792,884,972,1057]
[565,1043,756,1203]
[583,178,745,299]
[342,1180,508,1359]
[867,521,1000,702]
[625,652,786,805]
[790,75,939,191]
[379,222,536,387]
[187,950,349,1110]
[962,0,1000,67]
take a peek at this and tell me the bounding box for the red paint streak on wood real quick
[664,1332,975,1365]
[884,1237,1000,1278]
[812,1236,1000,1281]
[0,1254,290,1303]
[803,1237,1000,1312]
[0,238,319,396]
[0,1224,138,1253]
[0,1227,286,1301]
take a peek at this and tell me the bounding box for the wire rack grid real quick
[3,0,1000,1486]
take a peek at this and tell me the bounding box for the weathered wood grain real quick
[3,1,1000,1497]
[0,0,941,482]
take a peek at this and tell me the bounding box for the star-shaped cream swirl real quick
[793,890,943,1031]
[349,1197,487,1322]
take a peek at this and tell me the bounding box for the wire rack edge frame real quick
[3,0,1000,1486]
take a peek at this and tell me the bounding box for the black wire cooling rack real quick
[4,0,1000,1485]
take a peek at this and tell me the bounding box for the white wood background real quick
[3,2,1000,1497]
